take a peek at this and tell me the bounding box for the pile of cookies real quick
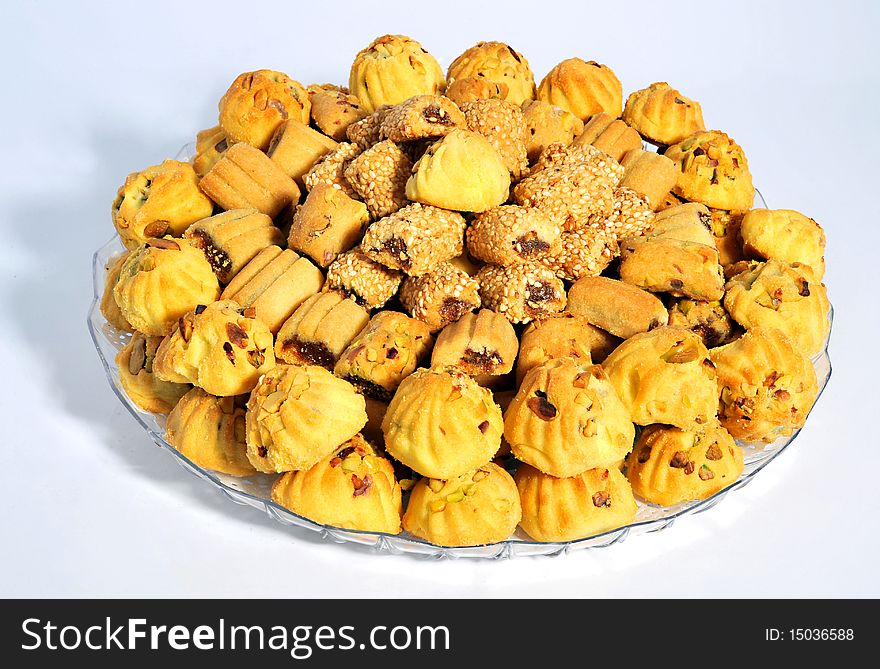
[100,35,830,547]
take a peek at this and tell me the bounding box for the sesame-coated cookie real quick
[399,261,481,332]
[302,142,362,199]
[538,228,618,281]
[345,106,391,150]
[623,82,706,146]
[460,98,529,180]
[379,95,466,142]
[325,246,404,309]
[477,262,567,324]
[588,186,655,242]
[466,205,561,266]
[537,58,623,121]
[343,140,412,220]
[361,202,466,276]
[447,41,536,105]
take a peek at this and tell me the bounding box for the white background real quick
[1,0,878,597]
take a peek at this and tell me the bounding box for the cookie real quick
[710,327,819,442]
[402,463,521,546]
[184,209,284,283]
[199,142,300,218]
[619,236,725,301]
[668,298,738,348]
[325,246,404,309]
[476,262,567,324]
[588,186,655,243]
[302,142,362,199]
[447,41,536,105]
[537,58,623,121]
[309,89,368,141]
[399,261,481,332]
[275,291,370,369]
[112,160,213,249]
[406,129,510,213]
[619,149,679,211]
[116,332,190,414]
[342,140,412,220]
[113,238,220,336]
[218,69,310,150]
[538,228,618,281]
[521,100,584,164]
[648,202,715,246]
[271,434,402,534]
[349,34,445,113]
[266,120,337,186]
[740,209,826,279]
[379,95,466,142]
[246,364,367,473]
[603,326,719,428]
[287,183,369,268]
[708,207,745,267]
[515,464,637,542]
[382,366,503,479]
[345,106,390,150]
[334,311,433,401]
[566,276,669,339]
[622,82,706,146]
[100,251,133,332]
[220,246,324,333]
[627,424,743,505]
[193,125,228,178]
[430,309,519,385]
[466,205,561,266]
[572,112,642,162]
[445,77,508,107]
[165,389,256,477]
[460,98,529,180]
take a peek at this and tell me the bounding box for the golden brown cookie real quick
[116,333,190,414]
[287,183,369,268]
[466,205,561,266]
[603,326,719,428]
[445,77,509,107]
[309,89,368,141]
[382,366,503,479]
[537,58,623,121]
[664,130,754,211]
[153,300,275,396]
[349,35,445,113]
[193,125,228,178]
[619,149,679,211]
[709,207,745,267]
[399,261,481,332]
[539,228,618,281]
[220,246,324,333]
[505,358,634,477]
[430,309,519,385]
[521,100,584,164]
[406,129,511,213]
[199,143,300,218]
[302,142,362,199]
[627,424,743,506]
[100,251,134,332]
[218,70,310,150]
[740,209,826,280]
[588,187,655,242]
[325,246,404,309]
[460,98,529,180]
[343,140,412,220]
[622,82,706,146]
[246,364,367,473]
[567,276,669,339]
[403,463,521,546]
[334,311,434,401]
[275,291,370,369]
[723,260,830,356]
[648,202,715,246]
[113,238,220,336]
[379,95,466,142]
[619,236,725,301]
[184,209,283,283]
[476,262,567,324]
[112,160,214,249]
[272,434,402,534]
[668,298,738,348]
[165,389,257,477]
[516,464,637,542]
[710,327,819,442]
[573,112,642,162]
[266,119,337,186]
[447,41,536,105]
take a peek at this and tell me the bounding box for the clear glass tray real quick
[88,211,832,560]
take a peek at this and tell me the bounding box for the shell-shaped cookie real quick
[112,160,213,249]
[405,129,510,213]
[165,389,256,477]
[153,300,275,396]
[218,69,310,150]
[272,434,402,534]
[116,333,190,414]
[382,367,503,479]
[710,327,818,443]
[100,251,133,332]
[447,41,536,105]
[403,463,521,546]
[622,82,706,146]
[627,424,743,506]
[723,259,830,356]
[740,209,826,280]
[603,326,719,428]
[246,364,367,473]
[537,58,623,121]
[515,464,637,542]
[113,238,220,336]
[349,35,445,113]
[504,358,635,477]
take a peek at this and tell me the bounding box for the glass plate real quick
[89,189,832,559]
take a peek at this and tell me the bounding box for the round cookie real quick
[100,251,133,332]
[272,434,402,534]
[627,424,744,506]
[113,238,220,336]
[403,462,521,547]
[349,34,445,113]
[152,300,275,396]
[603,326,719,428]
[710,327,819,443]
[622,82,706,146]
[447,41,536,105]
[218,69,310,150]
[515,464,637,542]
[723,259,830,356]
[664,130,754,212]
[504,358,634,477]
[116,333,190,414]
[740,209,826,280]
[246,364,367,473]
[165,389,257,477]
[381,366,503,479]
[537,58,623,121]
